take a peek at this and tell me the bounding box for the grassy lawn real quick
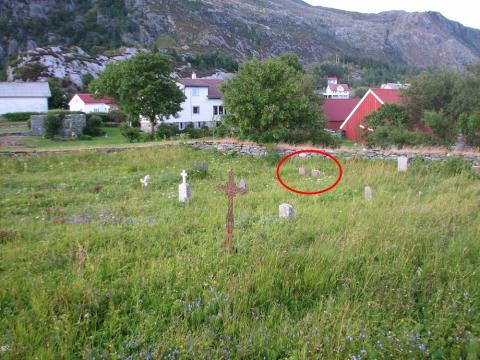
[18,127,127,148]
[0,146,479,358]
[0,121,29,134]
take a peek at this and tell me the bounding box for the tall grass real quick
[0,147,479,359]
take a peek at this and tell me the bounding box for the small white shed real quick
[0,82,51,115]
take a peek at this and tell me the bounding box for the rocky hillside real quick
[1,0,479,73]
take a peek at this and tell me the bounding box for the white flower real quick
[140,175,151,188]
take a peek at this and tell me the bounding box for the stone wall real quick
[190,141,480,164]
[30,114,86,137]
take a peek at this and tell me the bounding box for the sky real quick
[304,0,480,29]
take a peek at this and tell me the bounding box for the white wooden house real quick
[68,93,115,113]
[140,73,225,132]
[323,77,350,99]
[0,82,51,114]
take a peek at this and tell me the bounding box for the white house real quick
[140,73,225,132]
[68,93,115,113]
[323,77,350,99]
[0,82,51,115]
[381,83,411,90]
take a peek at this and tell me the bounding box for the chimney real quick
[192,72,197,79]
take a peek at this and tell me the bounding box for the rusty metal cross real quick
[217,169,247,252]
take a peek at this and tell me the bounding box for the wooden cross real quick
[217,169,247,252]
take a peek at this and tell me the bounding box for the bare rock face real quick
[0,0,479,70]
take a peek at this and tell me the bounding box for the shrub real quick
[156,123,179,139]
[78,134,93,141]
[460,110,480,147]
[120,123,141,142]
[44,114,63,139]
[106,110,126,123]
[184,126,212,139]
[422,111,457,145]
[1,112,39,122]
[84,115,105,137]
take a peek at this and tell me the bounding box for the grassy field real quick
[0,146,479,359]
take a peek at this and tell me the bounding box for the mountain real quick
[1,0,479,74]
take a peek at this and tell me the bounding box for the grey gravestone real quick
[472,166,480,174]
[397,156,408,172]
[179,170,192,203]
[30,115,45,136]
[279,203,296,218]
[239,178,247,190]
[299,167,307,176]
[192,162,208,172]
[311,169,321,177]
[364,186,373,201]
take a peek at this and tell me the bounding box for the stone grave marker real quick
[279,203,296,218]
[299,167,307,176]
[364,186,373,201]
[311,169,321,177]
[178,170,192,203]
[472,166,480,174]
[398,156,408,172]
[239,178,247,190]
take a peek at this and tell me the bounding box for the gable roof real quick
[179,78,223,99]
[339,88,402,130]
[323,98,360,122]
[74,93,114,105]
[328,83,350,92]
[0,82,51,98]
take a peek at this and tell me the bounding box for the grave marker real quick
[472,166,480,174]
[364,186,373,201]
[279,203,296,218]
[178,170,192,202]
[217,170,247,252]
[299,167,307,176]
[398,156,408,172]
[311,169,321,177]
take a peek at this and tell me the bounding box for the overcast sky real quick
[304,0,479,29]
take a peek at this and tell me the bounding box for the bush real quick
[120,123,142,143]
[84,115,105,137]
[1,112,39,122]
[156,123,179,139]
[460,110,480,147]
[422,111,456,145]
[184,126,213,139]
[44,114,63,139]
[47,109,80,115]
[106,110,126,123]
[78,134,93,141]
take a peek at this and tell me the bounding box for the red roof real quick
[371,88,402,104]
[323,98,360,130]
[328,83,350,92]
[179,78,223,99]
[76,93,114,105]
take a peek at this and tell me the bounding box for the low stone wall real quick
[190,141,480,164]
[30,114,86,137]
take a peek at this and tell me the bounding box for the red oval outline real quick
[276,150,343,195]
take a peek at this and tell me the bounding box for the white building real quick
[141,73,225,132]
[0,82,51,115]
[381,83,411,90]
[68,93,115,113]
[323,77,350,99]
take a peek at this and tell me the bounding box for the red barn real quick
[323,98,360,131]
[339,88,402,142]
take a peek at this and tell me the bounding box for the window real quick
[192,88,200,96]
[219,106,224,115]
[197,122,202,128]
[213,106,218,115]
[179,122,185,130]
[193,106,200,114]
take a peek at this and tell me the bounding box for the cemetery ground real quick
[1,145,479,359]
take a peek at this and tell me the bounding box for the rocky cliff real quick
[1,0,479,72]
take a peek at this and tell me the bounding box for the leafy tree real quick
[90,52,185,134]
[220,54,331,144]
[365,104,407,128]
[47,79,67,109]
[421,111,456,145]
[43,114,63,139]
[459,110,480,147]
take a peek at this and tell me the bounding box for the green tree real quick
[364,104,407,128]
[421,111,456,145]
[220,55,330,144]
[47,79,67,109]
[89,52,185,134]
[459,110,480,147]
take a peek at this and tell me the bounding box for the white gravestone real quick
[311,169,321,177]
[178,170,192,203]
[299,167,307,176]
[364,186,373,201]
[140,175,151,188]
[398,156,408,172]
[239,178,247,190]
[279,203,296,218]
